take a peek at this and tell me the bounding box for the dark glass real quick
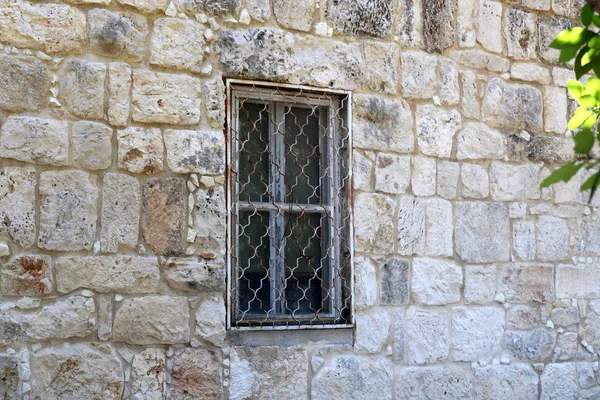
[238,102,270,202]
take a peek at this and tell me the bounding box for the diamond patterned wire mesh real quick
[226,80,353,329]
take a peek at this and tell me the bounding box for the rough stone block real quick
[411,258,462,305]
[544,86,568,134]
[423,0,455,52]
[526,136,574,163]
[171,348,223,399]
[451,49,510,72]
[108,62,132,126]
[131,348,166,399]
[452,306,504,361]
[460,163,490,199]
[1,254,52,296]
[164,129,225,174]
[193,294,226,347]
[498,264,555,303]
[457,0,476,47]
[425,198,453,257]
[537,216,570,262]
[411,157,436,197]
[164,257,226,292]
[541,363,578,399]
[416,105,461,158]
[38,170,98,251]
[0,167,36,248]
[71,121,112,170]
[247,0,271,21]
[482,78,543,132]
[354,257,377,310]
[538,16,572,64]
[456,122,506,160]
[89,8,148,62]
[273,0,315,32]
[400,51,437,99]
[490,162,542,201]
[513,220,536,261]
[0,54,49,112]
[438,58,460,105]
[398,196,426,256]
[551,306,579,327]
[204,78,226,129]
[406,311,450,364]
[117,127,164,175]
[462,72,480,119]
[506,305,541,330]
[59,59,106,120]
[381,258,409,305]
[116,0,169,14]
[580,211,600,256]
[355,309,391,353]
[437,161,460,200]
[192,185,226,255]
[100,173,141,253]
[395,367,472,400]
[464,265,496,304]
[175,0,239,14]
[504,8,537,60]
[325,0,393,38]
[0,353,18,399]
[375,153,410,194]
[354,193,396,253]
[477,0,503,53]
[353,151,373,192]
[150,18,205,73]
[582,313,600,348]
[504,329,556,362]
[474,365,539,399]
[511,62,551,84]
[556,264,600,298]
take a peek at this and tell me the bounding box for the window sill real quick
[226,327,354,347]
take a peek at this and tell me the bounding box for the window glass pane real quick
[238,102,270,202]
[284,107,322,205]
[238,211,270,316]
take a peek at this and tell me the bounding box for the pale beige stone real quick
[411,258,462,305]
[89,9,148,62]
[273,0,315,32]
[490,162,542,201]
[108,62,132,127]
[117,0,169,14]
[544,86,568,133]
[150,18,205,73]
[204,78,226,129]
[59,59,106,120]
[401,51,438,99]
[461,70,480,119]
[171,348,223,399]
[131,348,166,399]
[363,41,399,95]
[0,167,37,248]
[461,163,489,199]
[0,54,49,112]
[438,58,459,106]
[1,254,53,296]
[510,62,551,84]
[164,257,226,292]
[164,130,225,174]
[193,185,226,255]
[416,105,462,158]
[117,127,164,175]
[97,296,113,341]
[504,9,537,60]
[247,0,271,21]
[100,173,141,253]
[375,153,411,194]
[457,0,476,47]
[355,193,396,253]
[450,49,510,72]
[71,121,112,170]
[411,157,436,197]
[456,122,506,160]
[477,0,503,53]
[192,294,226,347]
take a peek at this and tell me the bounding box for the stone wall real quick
[0,0,597,398]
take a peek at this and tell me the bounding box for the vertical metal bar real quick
[273,103,287,315]
[346,92,355,325]
[318,106,333,316]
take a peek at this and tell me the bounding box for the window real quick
[226,80,353,330]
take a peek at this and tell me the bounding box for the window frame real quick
[225,79,354,331]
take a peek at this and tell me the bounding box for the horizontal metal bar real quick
[230,323,354,331]
[227,78,352,96]
[238,202,331,214]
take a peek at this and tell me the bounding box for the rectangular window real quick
[226,80,353,330]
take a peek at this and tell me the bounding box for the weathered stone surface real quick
[438,58,460,105]
[482,78,543,132]
[452,306,504,361]
[113,296,189,345]
[511,63,551,84]
[363,42,399,94]
[556,332,578,360]
[398,196,426,256]
[108,62,131,126]
[0,54,49,112]
[1,255,53,296]
[353,151,373,192]
[193,294,225,347]
[0,1,87,54]
[325,0,393,37]
[411,157,436,197]
[59,59,106,120]
[537,216,570,262]
[464,265,496,304]
[71,121,112,171]
[131,348,166,399]
[355,194,396,253]
[541,363,578,399]
[580,211,600,256]
[164,257,226,292]
[395,366,472,400]
[164,130,225,174]
[556,264,600,298]
[460,163,490,199]
[272,0,315,31]
[474,365,539,399]
[416,105,461,158]
[513,220,536,261]
[231,347,307,400]
[425,198,453,257]
[406,311,450,364]
[400,51,437,99]
[38,170,98,251]
[175,0,239,14]
[504,8,537,60]
[218,28,294,80]
[0,116,68,167]
[150,18,205,73]
[31,343,123,399]
[355,309,390,353]
[100,173,141,253]
[375,153,410,194]
[551,306,579,327]
[204,78,226,129]
[506,305,541,330]
[355,257,377,309]
[116,0,169,14]
[455,202,510,263]
[0,353,18,399]
[478,0,503,53]
[423,0,455,52]
[117,127,163,175]
[353,95,414,153]
[538,16,572,64]
[0,167,36,248]
[142,178,186,255]
[437,161,460,200]
[451,49,510,72]
[56,256,159,294]
[247,0,271,21]
[171,348,223,400]
[89,8,148,62]
[504,329,556,361]
[97,296,112,341]
[193,185,226,255]
[312,356,392,400]
[498,264,555,303]
[544,87,568,134]
[582,313,600,348]
[381,258,409,305]
[490,163,542,201]
[457,122,506,160]
[526,136,574,163]
[397,0,424,47]
[132,70,202,125]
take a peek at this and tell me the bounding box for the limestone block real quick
[452,306,504,361]
[457,0,476,47]
[97,296,112,341]
[477,0,503,53]
[353,95,414,153]
[381,258,409,305]
[353,151,373,192]
[142,178,186,255]
[582,313,600,348]
[108,62,132,127]
[113,296,190,345]
[537,216,570,261]
[513,220,536,261]
[375,153,410,194]
[490,162,542,201]
[511,62,551,84]
[398,196,426,256]
[438,161,460,200]
[556,264,600,298]
[164,130,225,174]
[504,8,537,60]
[231,347,307,400]
[0,1,87,54]
[164,257,226,292]
[132,70,202,125]
[438,58,460,105]
[451,49,510,72]
[31,343,123,399]
[425,198,453,257]
[406,311,450,364]
[192,294,226,347]
[552,67,575,87]
[556,332,578,360]
[354,256,377,310]
[363,42,399,95]
[0,54,49,112]
[504,329,556,361]
[89,9,148,62]
[411,157,436,197]
[541,363,578,399]
[551,306,579,327]
[464,265,496,304]
[455,202,510,263]
[150,18,205,73]
[38,170,98,251]
[273,0,315,32]
[400,51,437,99]
[0,167,36,248]
[204,78,226,129]
[354,193,396,253]
[116,0,169,14]
[312,356,392,400]
[506,305,541,330]
[325,0,393,38]
[460,163,490,199]
[117,127,164,175]
[423,0,455,52]
[457,122,506,160]
[192,185,226,255]
[523,0,550,9]
[131,348,166,399]
[59,59,106,120]
[411,258,462,305]
[56,256,159,294]
[247,0,271,21]
[461,70,480,118]
[542,87,568,134]
[580,211,600,256]
[100,173,141,253]
[474,365,539,399]
[1,255,53,296]
[416,105,461,158]
[355,309,391,353]
[0,353,18,399]
[175,0,239,14]
[395,367,472,400]
[526,136,574,163]
[498,264,555,303]
[482,78,543,132]
[538,16,572,64]
[71,121,112,170]
[0,116,68,166]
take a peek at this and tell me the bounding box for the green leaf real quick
[581,171,600,202]
[559,47,579,63]
[540,162,583,188]
[593,14,600,28]
[575,46,596,79]
[568,79,586,100]
[569,109,594,130]
[583,5,594,25]
[550,27,595,49]
[589,35,600,49]
[578,94,598,107]
[586,77,600,101]
[583,112,599,129]
[575,129,595,153]
[582,47,600,66]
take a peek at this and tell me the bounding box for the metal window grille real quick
[226,79,354,330]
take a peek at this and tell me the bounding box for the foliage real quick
[542,4,600,201]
